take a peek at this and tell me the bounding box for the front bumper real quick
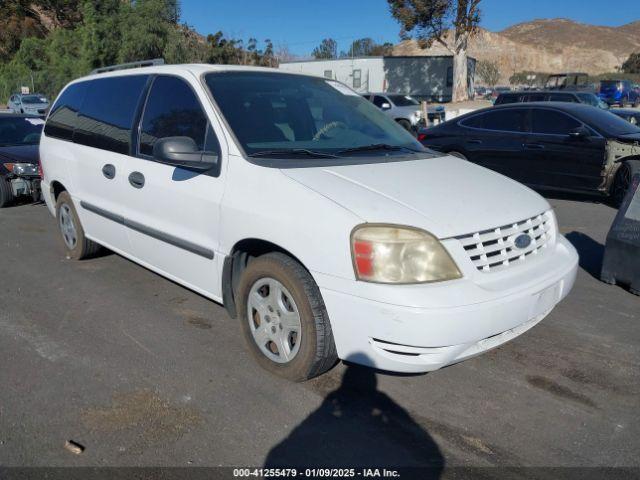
[316,235,578,373]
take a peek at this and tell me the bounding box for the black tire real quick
[447,151,468,161]
[0,177,14,208]
[633,98,640,108]
[396,118,413,133]
[236,252,337,381]
[611,160,640,208]
[55,191,101,259]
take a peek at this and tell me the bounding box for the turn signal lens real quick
[351,225,462,284]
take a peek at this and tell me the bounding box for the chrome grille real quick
[456,211,555,272]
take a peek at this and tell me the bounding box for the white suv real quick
[40,64,578,381]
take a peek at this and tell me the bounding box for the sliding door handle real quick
[128,171,145,189]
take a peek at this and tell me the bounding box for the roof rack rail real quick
[90,58,165,75]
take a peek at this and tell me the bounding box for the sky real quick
[181,0,639,56]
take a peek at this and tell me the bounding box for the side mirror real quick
[568,126,591,139]
[380,102,392,110]
[153,136,218,171]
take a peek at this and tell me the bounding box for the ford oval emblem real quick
[514,234,532,250]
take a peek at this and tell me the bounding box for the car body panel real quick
[40,64,578,373]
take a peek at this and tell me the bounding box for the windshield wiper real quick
[337,143,423,155]
[248,148,339,159]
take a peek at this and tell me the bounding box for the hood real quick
[0,144,39,165]
[617,132,640,143]
[282,155,550,238]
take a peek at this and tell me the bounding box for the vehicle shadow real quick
[565,231,604,279]
[264,354,444,477]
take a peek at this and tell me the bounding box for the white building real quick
[279,55,476,103]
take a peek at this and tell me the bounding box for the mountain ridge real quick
[392,18,640,83]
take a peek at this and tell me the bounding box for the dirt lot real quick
[0,195,638,474]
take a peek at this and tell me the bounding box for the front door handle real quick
[102,164,116,179]
[524,143,545,150]
[128,171,145,189]
[467,139,482,144]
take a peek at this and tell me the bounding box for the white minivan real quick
[40,63,579,381]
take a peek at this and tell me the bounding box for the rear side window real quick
[73,75,148,155]
[372,96,387,108]
[532,109,581,135]
[139,75,216,157]
[461,109,528,132]
[44,83,88,141]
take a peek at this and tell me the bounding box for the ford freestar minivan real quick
[40,64,579,381]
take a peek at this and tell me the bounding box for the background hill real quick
[393,18,640,84]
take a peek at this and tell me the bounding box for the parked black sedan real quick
[0,114,43,208]
[418,103,640,206]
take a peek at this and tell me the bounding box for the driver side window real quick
[139,75,218,158]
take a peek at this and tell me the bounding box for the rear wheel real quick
[236,252,337,381]
[55,191,101,259]
[0,177,14,208]
[611,160,640,207]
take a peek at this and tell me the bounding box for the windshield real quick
[21,95,47,104]
[387,95,419,107]
[581,108,640,136]
[204,72,423,158]
[0,117,43,146]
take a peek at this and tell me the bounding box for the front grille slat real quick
[457,211,554,273]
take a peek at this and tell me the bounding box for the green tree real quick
[388,0,481,101]
[476,60,499,87]
[622,52,640,74]
[312,38,337,59]
[118,0,177,63]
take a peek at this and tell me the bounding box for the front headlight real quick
[351,225,462,284]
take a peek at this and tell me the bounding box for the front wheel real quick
[236,252,337,381]
[0,177,14,208]
[396,118,413,133]
[611,160,640,208]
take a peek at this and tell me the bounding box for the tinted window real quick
[139,75,215,157]
[372,95,387,108]
[387,95,419,106]
[532,109,581,135]
[73,75,148,154]
[526,93,546,102]
[44,82,88,141]
[495,94,520,105]
[0,117,43,146]
[461,109,528,132]
[549,94,578,103]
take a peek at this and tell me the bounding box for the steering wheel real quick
[312,121,348,141]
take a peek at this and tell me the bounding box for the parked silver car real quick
[361,93,445,132]
[7,93,50,115]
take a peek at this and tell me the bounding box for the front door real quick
[528,108,606,191]
[118,74,227,299]
[460,108,531,183]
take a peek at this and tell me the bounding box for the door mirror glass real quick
[153,136,218,170]
[380,102,391,110]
